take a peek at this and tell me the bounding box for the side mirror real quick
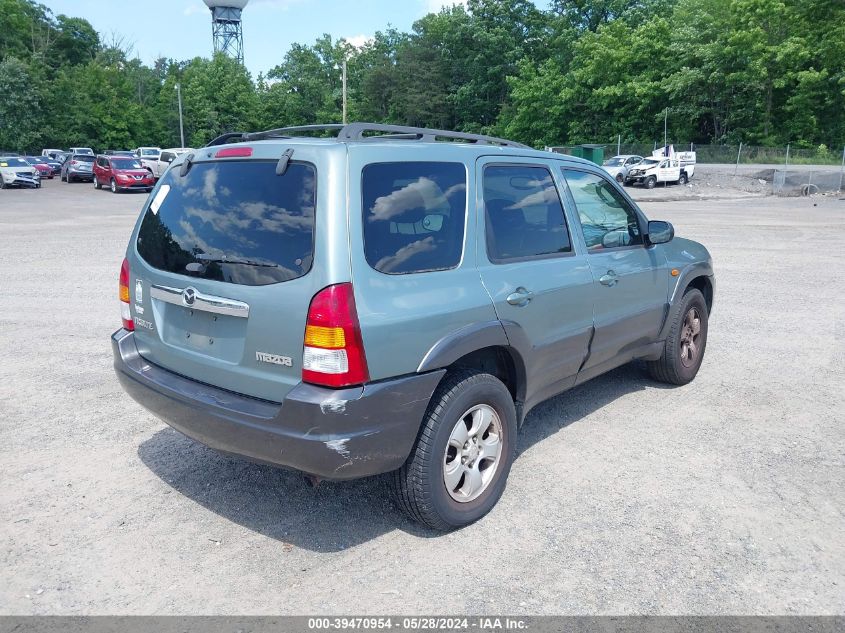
[648,220,674,245]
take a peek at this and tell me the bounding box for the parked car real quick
[625,157,695,188]
[93,155,155,193]
[133,147,161,173]
[113,122,714,530]
[60,153,96,182]
[24,156,56,179]
[0,156,41,188]
[69,147,94,156]
[602,154,643,183]
[42,149,64,158]
[151,148,194,178]
[104,150,135,156]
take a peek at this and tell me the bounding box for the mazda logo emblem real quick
[183,287,196,306]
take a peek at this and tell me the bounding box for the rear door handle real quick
[506,287,533,306]
[599,270,619,287]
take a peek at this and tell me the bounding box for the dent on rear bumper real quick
[112,329,444,480]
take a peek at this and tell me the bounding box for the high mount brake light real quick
[215,147,253,158]
[302,283,369,388]
[119,258,134,331]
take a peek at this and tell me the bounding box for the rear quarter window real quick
[136,160,316,286]
[362,161,466,274]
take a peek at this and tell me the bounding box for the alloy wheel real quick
[679,307,702,368]
[443,404,503,503]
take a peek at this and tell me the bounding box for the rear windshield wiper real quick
[190,254,279,268]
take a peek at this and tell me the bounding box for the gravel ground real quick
[1,179,843,615]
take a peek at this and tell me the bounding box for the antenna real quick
[203,0,249,65]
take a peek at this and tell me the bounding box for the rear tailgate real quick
[125,144,336,403]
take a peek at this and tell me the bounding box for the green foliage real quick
[0,0,842,152]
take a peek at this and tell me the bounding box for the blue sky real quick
[38,0,506,78]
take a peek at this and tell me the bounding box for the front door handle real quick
[506,287,534,306]
[599,270,619,287]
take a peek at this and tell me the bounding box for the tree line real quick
[0,0,842,153]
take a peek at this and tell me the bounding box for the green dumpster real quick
[571,144,605,165]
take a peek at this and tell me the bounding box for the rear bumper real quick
[112,329,444,480]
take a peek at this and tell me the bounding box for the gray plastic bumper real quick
[112,329,444,480]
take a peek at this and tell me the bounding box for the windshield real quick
[640,159,659,166]
[111,158,143,170]
[1,158,29,167]
[603,158,625,167]
[140,149,160,156]
[136,160,316,286]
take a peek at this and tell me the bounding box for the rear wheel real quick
[646,175,657,189]
[647,288,708,385]
[391,370,517,531]
[679,172,689,185]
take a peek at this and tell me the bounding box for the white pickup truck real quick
[133,147,162,174]
[625,148,696,188]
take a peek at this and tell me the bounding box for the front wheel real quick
[94,177,101,190]
[646,175,657,189]
[647,288,708,385]
[391,370,517,531]
[615,173,624,184]
[110,178,118,193]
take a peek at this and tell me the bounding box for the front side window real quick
[483,165,571,262]
[137,160,316,285]
[362,161,466,274]
[562,169,643,250]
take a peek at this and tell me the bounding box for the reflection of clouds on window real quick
[370,177,465,223]
[375,236,437,273]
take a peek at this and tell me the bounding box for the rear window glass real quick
[362,162,466,274]
[136,160,316,286]
[74,155,95,162]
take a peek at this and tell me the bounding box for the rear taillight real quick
[302,283,368,388]
[119,258,134,331]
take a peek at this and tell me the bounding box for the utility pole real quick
[176,83,185,148]
[342,59,348,125]
[663,107,668,153]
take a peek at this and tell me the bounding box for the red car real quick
[93,155,155,193]
[24,156,55,179]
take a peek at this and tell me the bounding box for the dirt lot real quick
[1,179,843,615]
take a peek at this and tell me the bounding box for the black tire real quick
[646,175,657,189]
[615,173,624,184]
[110,178,118,193]
[94,177,101,190]
[0,176,6,189]
[391,370,517,531]
[647,288,708,385]
[679,172,689,185]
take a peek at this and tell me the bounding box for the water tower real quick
[203,0,249,65]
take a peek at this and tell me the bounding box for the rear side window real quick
[483,164,572,262]
[136,160,316,286]
[362,162,466,274]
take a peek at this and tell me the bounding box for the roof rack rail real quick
[235,122,529,148]
[338,123,530,148]
[243,124,345,142]
[204,132,248,147]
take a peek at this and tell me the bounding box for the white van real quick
[70,147,94,155]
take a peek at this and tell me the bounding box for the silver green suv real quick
[113,123,714,530]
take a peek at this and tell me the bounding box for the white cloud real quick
[183,2,205,17]
[424,0,468,13]
[343,34,373,49]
